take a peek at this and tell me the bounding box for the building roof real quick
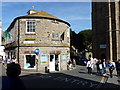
[24,10,59,20]
[7,10,70,32]
[28,9,36,12]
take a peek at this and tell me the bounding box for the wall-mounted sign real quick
[40,54,48,64]
[23,41,34,44]
[100,44,106,48]
[35,48,40,54]
[50,51,61,54]
[61,54,67,61]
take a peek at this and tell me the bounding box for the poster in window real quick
[61,55,67,61]
[40,54,48,64]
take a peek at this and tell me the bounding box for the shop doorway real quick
[25,55,36,69]
[49,54,60,72]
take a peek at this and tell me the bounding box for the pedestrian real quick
[91,58,96,70]
[108,61,115,78]
[102,59,107,76]
[12,56,18,63]
[55,57,59,71]
[96,59,103,76]
[116,59,120,76]
[96,60,99,74]
[68,59,73,70]
[72,58,76,68]
[2,62,26,89]
[86,59,93,74]
[6,57,11,64]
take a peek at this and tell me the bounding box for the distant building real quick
[5,9,70,72]
[92,1,120,61]
[0,21,5,60]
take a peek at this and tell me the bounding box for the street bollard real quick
[45,66,49,73]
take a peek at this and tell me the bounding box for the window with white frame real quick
[26,21,36,33]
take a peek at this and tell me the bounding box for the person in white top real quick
[12,56,17,63]
[86,59,93,74]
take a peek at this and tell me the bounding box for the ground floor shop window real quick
[25,55,36,68]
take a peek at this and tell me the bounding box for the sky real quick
[2,2,92,34]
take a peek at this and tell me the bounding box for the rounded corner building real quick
[5,9,71,72]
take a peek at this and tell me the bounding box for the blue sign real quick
[35,48,40,54]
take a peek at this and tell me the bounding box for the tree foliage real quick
[70,29,92,52]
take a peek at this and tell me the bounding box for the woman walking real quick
[86,59,93,74]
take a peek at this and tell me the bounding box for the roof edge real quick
[7,16,70,32]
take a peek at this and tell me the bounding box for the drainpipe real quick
[115,1,119,61]
[108,0,113,61]
[18,19,20,63]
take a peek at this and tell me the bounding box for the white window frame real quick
[26,21,36,33]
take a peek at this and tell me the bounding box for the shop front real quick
[19,47,70,72]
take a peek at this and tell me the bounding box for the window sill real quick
[25,33,36,35]
[52,38,60,41]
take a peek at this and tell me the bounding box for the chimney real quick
[27,6,37,15]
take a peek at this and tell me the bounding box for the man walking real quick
[102,59,107,76]
[116,59,120,76]
[108,61,115,78]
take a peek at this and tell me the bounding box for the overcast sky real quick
[2,2,92,33]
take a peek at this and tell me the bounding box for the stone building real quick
[92,1,120,61]
[0,21,5,59]
[5,9,70,72]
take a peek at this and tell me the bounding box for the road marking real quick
[101,77,105,83]
[39,75,99,88]
[95,76,108,89]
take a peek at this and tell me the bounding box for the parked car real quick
[79,58,88,66]
[70,56,88,66]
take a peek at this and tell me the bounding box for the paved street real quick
[0,63,2,90]
[1,64,120,89]
[19,66,120,89]
[20,67,101,88]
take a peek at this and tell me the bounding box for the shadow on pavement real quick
[16,72,120,89]
[102,82,120,88]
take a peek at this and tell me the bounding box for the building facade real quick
[0,21,5,60]
[5,9,70,72]
[92,1,120,61]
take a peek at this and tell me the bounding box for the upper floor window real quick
[26,21,36,33]
[52,33,59,41]
[52,33,59,38]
